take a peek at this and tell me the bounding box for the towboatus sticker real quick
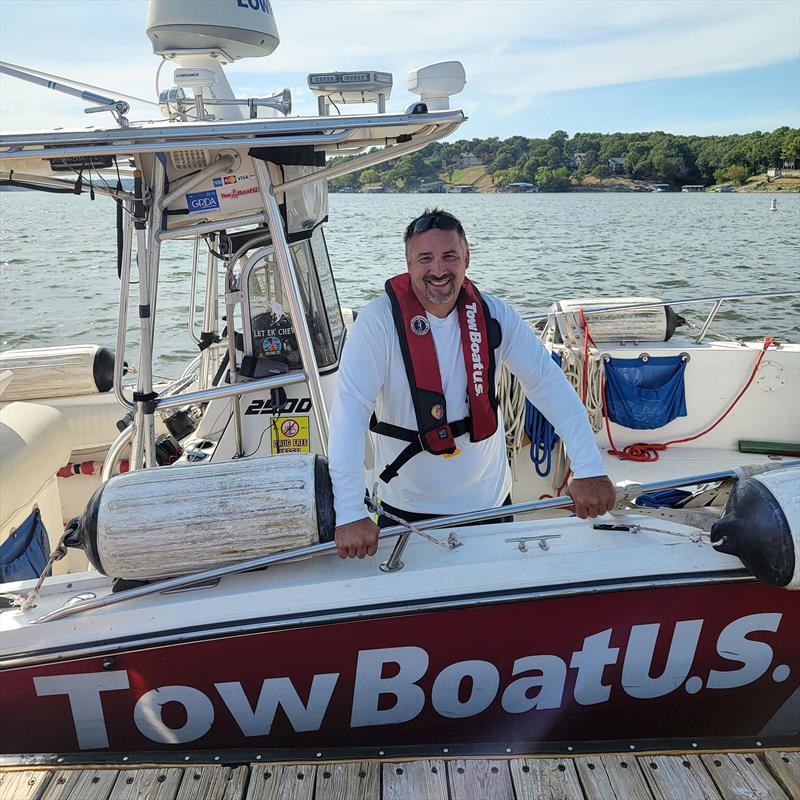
[1,583,797,753]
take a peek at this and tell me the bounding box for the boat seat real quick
[0,401,82,576]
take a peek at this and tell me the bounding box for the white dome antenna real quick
[407,61,466,111]
[147,0,281,121]
[146,0,279,61]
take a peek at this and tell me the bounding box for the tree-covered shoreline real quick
[329,127,800,192]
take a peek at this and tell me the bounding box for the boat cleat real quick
[505,534,562,552]
[446,532,463,549]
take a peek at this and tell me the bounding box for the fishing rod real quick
[31,459,798,625]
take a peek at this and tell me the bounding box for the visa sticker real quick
[186,189,220,213]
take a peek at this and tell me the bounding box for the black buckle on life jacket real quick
[370,414,472,483]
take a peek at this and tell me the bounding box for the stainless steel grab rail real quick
[32,460,799,624]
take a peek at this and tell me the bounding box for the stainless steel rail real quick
[113,199,135,410]
[273,121,462,195]
[154,370,307,411]
[0,109,464,147]
[253,159,331,451]
[0,170,133,200]
[696,298,725,344]
[528,291,800,325]
[187,237,202,346]
[200,236,221,389]
[158,213,268,241]
[0,130,358,162]
[100,425,134,484]
[159,153,236,210]
[32,460,799,624]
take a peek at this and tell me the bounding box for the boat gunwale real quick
[0,569,753,670]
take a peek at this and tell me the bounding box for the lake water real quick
[1,191,798,377]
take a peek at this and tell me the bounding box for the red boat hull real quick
[2,581,798,755]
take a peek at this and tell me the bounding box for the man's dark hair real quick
[404,208,468,254]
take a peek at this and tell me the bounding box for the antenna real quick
[0,61,131,127]
[147,0,281,122]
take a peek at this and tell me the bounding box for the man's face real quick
[405,228,470,317]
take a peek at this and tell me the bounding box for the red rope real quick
[578,308,597,405]
[600,336,776,462]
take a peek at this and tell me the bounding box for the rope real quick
[498,365,526,466]
[365,485,458,550]
[4,521,77,611]
[593,319,777,461]
[526,399,556,477]
[559,346,604,433]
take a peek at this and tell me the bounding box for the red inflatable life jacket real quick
[370,273,501,483]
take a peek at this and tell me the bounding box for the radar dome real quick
[146,0,280,61]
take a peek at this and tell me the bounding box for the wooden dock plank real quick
[382,760,448,800]
[245,764,316,800]
[447,759,514,800]
[314,762,379,800]
[510,757,583,800]
[701,753,789,800]
[41,769,118,800]
[763,751,800,798]
[0,770,52,800]
[640,755,722,800]
[600,755,653,800]
[174,766,247,800]
[108,768,183,800]
[575,757,618,799]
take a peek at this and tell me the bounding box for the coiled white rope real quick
[496,333,605,490]
[498,365,526,467]
[558,345,605,433]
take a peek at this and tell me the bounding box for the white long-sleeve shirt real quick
[328,291,606,526]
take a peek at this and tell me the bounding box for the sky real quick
[0,0,798,141]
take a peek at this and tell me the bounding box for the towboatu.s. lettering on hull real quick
[1,583,798,754]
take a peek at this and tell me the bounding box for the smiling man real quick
[328,208,614,559]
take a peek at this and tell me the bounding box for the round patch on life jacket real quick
[431,404,444,420]
[410,315,430,336]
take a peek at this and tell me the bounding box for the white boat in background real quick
[0,0,798,765]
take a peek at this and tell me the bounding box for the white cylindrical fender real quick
[76,453,335,580]
[711,465,800,589]
[549,297,685,344]
[0,345,115,401]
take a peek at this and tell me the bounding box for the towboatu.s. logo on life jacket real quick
[464,301,485,396]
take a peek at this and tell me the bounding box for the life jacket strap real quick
[370,413,471,483]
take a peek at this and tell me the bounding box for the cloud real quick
[254,1,799,90]
[0,0,797,132]
[660,110,800,137]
